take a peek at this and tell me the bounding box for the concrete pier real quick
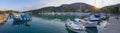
[103,16,120,33]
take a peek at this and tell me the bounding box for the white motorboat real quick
[77,18,99,27]
[65,13,109,33]
[65,20,86,33]
[89,13,109,21]
[65,18,99,33]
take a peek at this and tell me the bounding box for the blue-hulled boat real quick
[11,13,31,22]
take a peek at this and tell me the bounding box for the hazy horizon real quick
[0,0,120,11]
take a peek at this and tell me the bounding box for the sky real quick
[0,0,120,11]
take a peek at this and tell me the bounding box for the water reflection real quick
[0,13,99,33]
[33,14,98,33]
[12,21,30,27]
[32,14,89,21]
[86,27,98,33]
[0,22,6,26]
[65,27,76,33]
[65,26,98,33]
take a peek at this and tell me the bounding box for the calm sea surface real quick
[0,13,98,33]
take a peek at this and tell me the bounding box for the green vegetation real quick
[27,3,95,13]
[0,10,17,14]
[101,4,119,14]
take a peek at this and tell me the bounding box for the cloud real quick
[22,0,120,11]
[0,0,120,11]
[44,0,82,7]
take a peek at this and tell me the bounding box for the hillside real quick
[26,2,97,13]
[101,4,120,13]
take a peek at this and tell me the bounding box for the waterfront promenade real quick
[103,16,120,33]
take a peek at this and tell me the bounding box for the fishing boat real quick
[10,13,31,22]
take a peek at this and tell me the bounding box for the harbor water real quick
[0,13,99,33]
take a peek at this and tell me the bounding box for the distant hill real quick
[101,4,120,13]
[25,2,97,13]
[0,10,18,14]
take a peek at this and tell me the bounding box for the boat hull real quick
[65,22,87,33]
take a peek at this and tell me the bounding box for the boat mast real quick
[94,0,96,13]
[101,0,103,13]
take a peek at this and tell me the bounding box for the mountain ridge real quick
[25,2,96,13]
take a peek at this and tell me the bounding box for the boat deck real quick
[103,16,120,33]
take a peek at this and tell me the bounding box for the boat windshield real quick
[74,22,84,26]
